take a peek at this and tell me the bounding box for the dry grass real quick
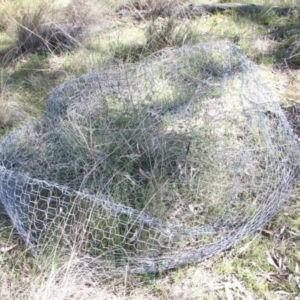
[0,0,300,299]
[285,34,300,67]
[1,209,300,300]
[1,0,88,64]
[110,16,198,62]
[116,0,185,11]
[0,99,27,129]
[144,17,195,51]
[0,82,31,129]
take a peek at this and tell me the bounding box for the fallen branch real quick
[117,3,296,20]
[180,3,294,17]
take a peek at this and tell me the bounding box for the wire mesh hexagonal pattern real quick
[0,41,299,274]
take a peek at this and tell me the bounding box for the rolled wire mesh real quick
[0,41,299,274]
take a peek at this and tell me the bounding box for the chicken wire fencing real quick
[0,41,299,274]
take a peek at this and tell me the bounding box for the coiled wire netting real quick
[0,41,299,274]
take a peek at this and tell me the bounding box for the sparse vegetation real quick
[0,0,300,299]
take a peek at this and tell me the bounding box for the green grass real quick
[0,0,300,299]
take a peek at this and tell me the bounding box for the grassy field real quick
[0,0,300,299]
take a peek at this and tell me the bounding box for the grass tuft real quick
[117,0,181,11]
[145,17,193,52]
[111,17,197,62]
[0,81,31,130]
[3,2,83,64]
[285,34,300,67]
